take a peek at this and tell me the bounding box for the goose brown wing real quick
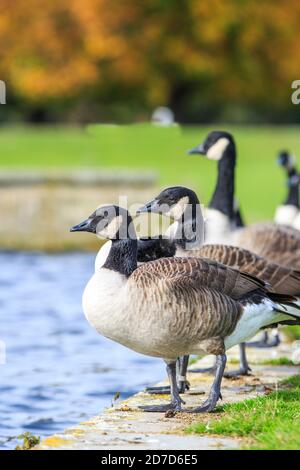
[268,251,300,271]
[233,222,300,270]
[130,256,266,300]
[129,257,247,341]
[196,244,300,295]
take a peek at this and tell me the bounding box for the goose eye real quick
[103,210,109,218]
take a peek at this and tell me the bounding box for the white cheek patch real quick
[287,155,296,169]
[98,215,123,239]
[206,138,230,161]
[165,196,189,220]
[164,221,179,239]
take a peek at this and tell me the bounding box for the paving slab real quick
[35,339,300,450]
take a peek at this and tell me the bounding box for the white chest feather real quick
[82,268,177,359]
[175,246,188,257]
[94,241,112,271]
[204,208,233,244]
[274,205,298,226]
[83,268,127,337]
[292,212,300,230]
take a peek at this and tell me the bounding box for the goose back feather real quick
[188,244,300,295]
[131,256,266,299]
[232,222,300,269]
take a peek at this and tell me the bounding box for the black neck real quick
[103,239,138,277]
[209,143,236,220]
[233,207,245,228]
[174,202,204,250]
[285,167,299,207]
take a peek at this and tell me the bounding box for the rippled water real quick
[0,252,164,450]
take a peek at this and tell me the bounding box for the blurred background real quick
[1,0,300,450]
[1,0,300,124]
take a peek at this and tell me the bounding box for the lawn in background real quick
[1,124,300,222]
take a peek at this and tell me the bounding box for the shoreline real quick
[34,342,299,450]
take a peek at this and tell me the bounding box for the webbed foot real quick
[186,354,226,413]
[224,366,252,378]
[145,380,190,395]
[140,398,183,413]
[186,392,221,413]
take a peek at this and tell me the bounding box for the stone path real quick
[35,340,300,450]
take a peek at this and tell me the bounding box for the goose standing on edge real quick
[71,204,300,413]
[275,150,299,226]
[138,186,300,388]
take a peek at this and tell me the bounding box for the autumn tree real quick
[0,0,300,121]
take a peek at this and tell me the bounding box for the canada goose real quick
[94,195,243,272]
[138,187,300,298]
[188,130,237,244]
[188,131,300,270]
[188,132,300,347]
[233,220,300,270]
[138,186,300,388]
[71,204,300,413]
[274,150,299,226]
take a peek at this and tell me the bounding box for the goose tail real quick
[268,293,300,324]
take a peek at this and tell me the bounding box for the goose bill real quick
[70,218,92,232]
[137,199,161,215]
[187,144,205,155]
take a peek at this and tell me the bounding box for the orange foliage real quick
[0,0,299,111]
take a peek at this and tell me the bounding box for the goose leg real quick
[140,360,184,412]
[268,329,280,347]
[177,355,191,392]
[247,329,281,348]
[187,354,226,413]
[223,343,252,378]
[145,355,190,395]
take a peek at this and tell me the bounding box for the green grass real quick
[1,124,300,222]
[227,356,294,366]
[187,375,300,450]
[192,355,294,367]
[284,325,300,341]
[261,357,295,366]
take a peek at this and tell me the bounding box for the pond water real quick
[0,252,164,449]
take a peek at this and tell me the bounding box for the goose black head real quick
[188,130,235,162]
[70,205,134,240]
[137,186,200,221]
[277,150,295,170]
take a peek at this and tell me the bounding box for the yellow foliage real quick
[0,0,300,108]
